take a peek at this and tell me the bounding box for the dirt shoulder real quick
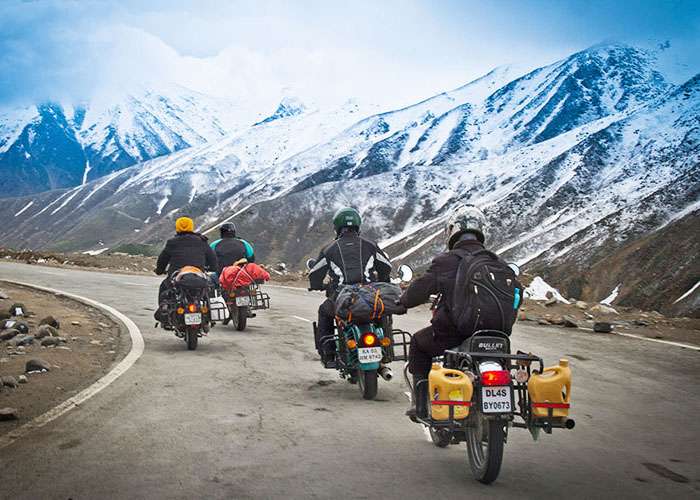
[519,299,700,346]
[0,282,127,435]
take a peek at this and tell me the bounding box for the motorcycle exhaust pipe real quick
[379,366,393,381]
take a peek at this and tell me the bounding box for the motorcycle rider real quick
[308,207,393,365]
[210,222,255,273]
[400,205,495,420]
[154,216,218,322]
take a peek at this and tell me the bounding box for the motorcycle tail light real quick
[201,305,209,314]
[380,337,391,347]
[481,370,511,386]
[361,333,377,347]
[176,307,185,315]
[346,339,357,349]
[187,304,197,313]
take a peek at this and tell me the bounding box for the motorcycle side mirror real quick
[306,258,317,271]
[398,264,414,283]
[508,263,521,276]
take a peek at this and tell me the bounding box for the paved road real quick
[0,262,698,499]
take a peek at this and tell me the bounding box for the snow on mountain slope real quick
[0,84,249,196]
[0,44,696,313]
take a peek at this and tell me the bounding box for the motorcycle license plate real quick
[358,347,382,363]
[481,386,512,413]
[184,313,202,325]
[235,296,251,307]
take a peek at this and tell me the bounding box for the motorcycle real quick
[215,281,270,331]
[404,266,575,484]
[157,266,212,350]
[307,261,413,400]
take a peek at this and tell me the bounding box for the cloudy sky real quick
[1,0,698,110]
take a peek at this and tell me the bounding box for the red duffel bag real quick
[219,262,270,290]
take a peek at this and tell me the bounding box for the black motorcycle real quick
[157,267,212,350]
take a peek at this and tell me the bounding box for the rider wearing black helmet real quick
[210,222,255,274]
[308,207,393,364]
[400,205,502,420]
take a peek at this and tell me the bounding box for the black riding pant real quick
[408,326,463,380]
[158,278,172,304]
[316,299,336,354]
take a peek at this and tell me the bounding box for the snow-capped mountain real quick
[0,84,249,196]
[0,43,697,314]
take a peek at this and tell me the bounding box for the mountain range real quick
[0,43,697,316]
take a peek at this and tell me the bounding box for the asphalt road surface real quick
[1,262,698,499]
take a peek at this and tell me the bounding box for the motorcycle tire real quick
[358,369,378,400]
[236,306,248,331]
[186,331,198,351]
[466,415,505,484]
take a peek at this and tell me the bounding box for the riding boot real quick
[406,375,428,422]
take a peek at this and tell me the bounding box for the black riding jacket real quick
[210,235,255,273]
[400,239,485,339]
[155,232,218,276]
[309,229,392,294]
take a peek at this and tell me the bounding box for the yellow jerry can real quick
[429,363,473,421]
[528,359,572,418]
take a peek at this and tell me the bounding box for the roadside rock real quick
[71,321,81,326]
[575,301,589,310]
[563,316,579,328]
[0,311,10,321]
[633,319,651,327]
[8,334,35,347]
[39,315,60,329]
[9,302,27,316]
[11,321,29,335]
[35,324,58,339]
[0,328,20,341]
[544,297,558,307]
[593,322,614,333]
[41,337,62,347]
[0,407,19,421]
[25,358,51,372]
[590,304,618,315]
[549,316,565,325]
[0,289,8,299]
[537,318,550,325]
[1,376,18,388]
[18,375,27,384]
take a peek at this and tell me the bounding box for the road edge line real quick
[615,331,700,351]
[0,280,145,450]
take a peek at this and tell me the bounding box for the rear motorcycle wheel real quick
[186,330,198,350]
[466,415,505,484]
[357,369,378,400]
[235,306,248,331]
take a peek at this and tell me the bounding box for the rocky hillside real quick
[0,43,697,314]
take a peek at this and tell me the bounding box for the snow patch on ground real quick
[674,280,700,304]
[82,248,109,256]
[14,201,34,217]
[525,276,571,304]
[390,229,443,262]
[601,283,622,305]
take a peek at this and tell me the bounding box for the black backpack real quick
[450,248,522,336]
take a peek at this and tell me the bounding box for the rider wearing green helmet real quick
[308,207,393,365]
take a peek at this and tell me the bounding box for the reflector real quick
[481,370,511,386]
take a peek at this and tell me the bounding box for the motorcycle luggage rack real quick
[225,283,271,311]
[391,329,412,362]
[249,284,271,311]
